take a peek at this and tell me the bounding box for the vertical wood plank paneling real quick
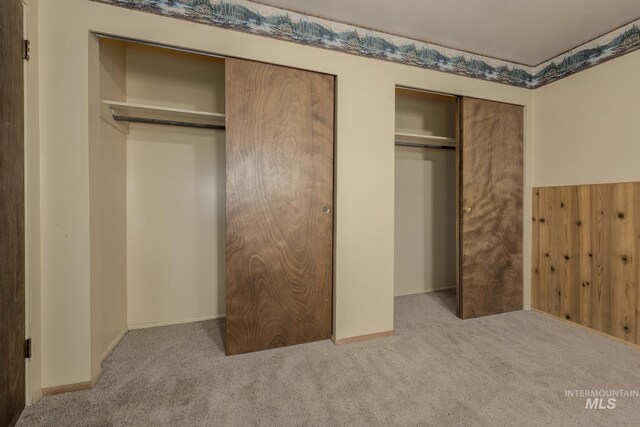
[577,185,592,327]
[533,182,640,345]
[538,188,553,313]
[590,184,612,335]
[531,189,540,309]
[549,188,563,316]
[0,0,26,425]
[557,187,575,321]
[225,58,334,355]
[636,184,640,345]
[610,184,636,341]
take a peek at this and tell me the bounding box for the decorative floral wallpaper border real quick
[92,0,640,89]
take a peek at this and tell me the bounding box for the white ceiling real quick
[252,0,640,65]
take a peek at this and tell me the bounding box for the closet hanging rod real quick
[395,142,456,150]
[113,115,226,130]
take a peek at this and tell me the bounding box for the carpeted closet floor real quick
[18,291,640,426]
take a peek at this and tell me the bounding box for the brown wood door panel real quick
[459,98,523,319]
[225,58,334,355]
[1,0,26,424]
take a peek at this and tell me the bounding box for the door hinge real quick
[25,338,32,359]
[23,40,30,61]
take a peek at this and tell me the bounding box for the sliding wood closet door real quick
[0,0,26,425]
[459,98,523,319]
[225,58,334,355]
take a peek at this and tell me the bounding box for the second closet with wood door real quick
[94,36,334,356]
[394,87,524,319]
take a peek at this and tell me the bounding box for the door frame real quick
[22,0,44,406]
[22,0,33,406]
[394,85,463,317]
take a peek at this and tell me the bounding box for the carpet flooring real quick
[18,291,640,426]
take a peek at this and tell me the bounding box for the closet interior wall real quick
[394,89,458,297]
[125,43,225,329]
[91,38,225,377]
[91,38,127,379]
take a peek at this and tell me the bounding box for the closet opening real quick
[394,87,459,315]
[90,35,227,375]
[91,33,335,366]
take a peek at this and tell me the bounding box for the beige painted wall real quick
[88,38,128,381]
[395,89,457,138]
[125,44,225,112]
[36,0,533,389]
[394,89,457,296]
[125,44,226,328]
[127,125,226,328]
[533,51,640,187]
[394,147,456,296]
[40,0,92,388]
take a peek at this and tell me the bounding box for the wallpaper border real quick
[90,0,640,89]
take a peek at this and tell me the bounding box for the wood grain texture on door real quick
[0,0,26,424]
[459,98,523,319]
[225,58,334,355]
[532,182,640,344]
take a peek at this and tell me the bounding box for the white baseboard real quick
[91,367,103,387]
[128,314,225,330]
[394,286,456,297]
[332,330,394,344]
[100,327,128,365]
[30,388,43,405]
[42,380,93,396]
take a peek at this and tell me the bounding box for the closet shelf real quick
[103,100,226,130]
[395,131,457,147]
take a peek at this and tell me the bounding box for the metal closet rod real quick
[395,142,456,150]
[112,115,226,130]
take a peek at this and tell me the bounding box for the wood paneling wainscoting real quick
[532,182,640,345]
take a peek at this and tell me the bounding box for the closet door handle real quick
[322,206,331,214]
[464,206,471,213]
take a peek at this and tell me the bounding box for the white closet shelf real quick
[394,131,457,147]
[103,100,226,130]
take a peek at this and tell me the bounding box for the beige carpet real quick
[18,291,640,426]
